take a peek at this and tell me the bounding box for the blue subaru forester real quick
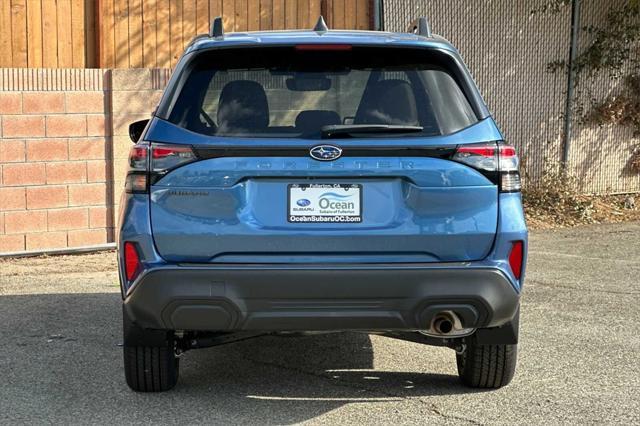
[118,17,527,392]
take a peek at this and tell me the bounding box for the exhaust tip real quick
[419,309,476,338]
[433,315,454,334]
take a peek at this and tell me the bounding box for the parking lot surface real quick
[1,223,639,424]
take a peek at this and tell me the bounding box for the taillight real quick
[151,144,197,173]
[125,145,148,193]
[497,144,521,192]
[124,241,142,282]
[453,144,499,171]
[452,142,521,192]
[125,143,196,193]
[508,241,524,280]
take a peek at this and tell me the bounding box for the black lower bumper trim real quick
[123,265,520,332]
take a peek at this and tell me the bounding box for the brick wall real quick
[0,68,170,254]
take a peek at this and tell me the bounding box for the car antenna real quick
[210,16,224,38]
[408,17,432,38]
[313,15,329,33]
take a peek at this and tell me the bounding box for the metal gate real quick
[383,0,639,194]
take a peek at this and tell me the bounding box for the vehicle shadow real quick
[0,292,479,424]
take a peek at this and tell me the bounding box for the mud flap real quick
[474,306,520,345]
[123,306,173,347]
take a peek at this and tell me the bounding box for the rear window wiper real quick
[321,124,424,139]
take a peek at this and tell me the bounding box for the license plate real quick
[288,184,362,223]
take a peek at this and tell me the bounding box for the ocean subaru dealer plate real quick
[288,184,362,223]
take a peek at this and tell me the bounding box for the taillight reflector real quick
[124,242,142,281]
[509,241,524,280]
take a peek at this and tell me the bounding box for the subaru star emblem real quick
[310,145,342,161]
[296,199,311,207]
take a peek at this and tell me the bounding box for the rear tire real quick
[123,343,179,392]
[456,335,517,388]
[122,309,179,392]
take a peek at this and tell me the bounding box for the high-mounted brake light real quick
[124,242,142,282]
[295,44,352,51]
[452,142,521,192]
[508,241,524,280]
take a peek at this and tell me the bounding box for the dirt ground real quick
[0,250,117,295]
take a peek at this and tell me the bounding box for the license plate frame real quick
[288,183,362,223]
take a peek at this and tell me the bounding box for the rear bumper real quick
[123,264,520,332]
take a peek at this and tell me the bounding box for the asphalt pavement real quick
[0,223,638,424]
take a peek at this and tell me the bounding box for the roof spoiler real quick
[408,17,432,38]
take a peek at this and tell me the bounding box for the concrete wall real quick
[0,68,169,254]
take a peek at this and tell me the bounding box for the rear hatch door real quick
[147,44,500,263]
[148,119,501,263]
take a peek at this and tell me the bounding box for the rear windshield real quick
[166,46,478,138]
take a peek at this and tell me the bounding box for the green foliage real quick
[541,1,640,136]
[587,75,640,136]
[543,1,640,77]
[531,0,571,15]
[573,2,640,78]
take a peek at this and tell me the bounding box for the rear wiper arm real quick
[321,124,424,139]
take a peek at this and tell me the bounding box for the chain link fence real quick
[383,0,639,194]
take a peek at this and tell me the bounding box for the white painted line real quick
[246,395,401,402]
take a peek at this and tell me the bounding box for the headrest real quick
[355,79,419,125]
[217,80,269,132]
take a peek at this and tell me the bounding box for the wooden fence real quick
[0,0,371,70]
[0,0,96,68]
